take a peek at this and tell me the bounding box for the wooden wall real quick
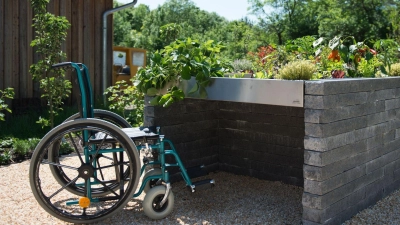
[0,0,114,105]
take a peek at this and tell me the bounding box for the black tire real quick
[64,109,131,128]
[49,110,132,197]
[143,186,174,220]
[29,119,140,224]
[142,168,162,193]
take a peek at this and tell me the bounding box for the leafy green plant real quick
[357,57,383,77]
[135,38,233,107]
[278,60,316,80]
[59,141,74,155]
[373,39,399,74]
[12,139,30,160]
[232,59,253,73]
[29,0,71,128]
[104,79,144,127]
[388,63,400,76]
[0,149,12,165]
[0,87,14,121]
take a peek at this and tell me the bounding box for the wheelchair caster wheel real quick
[143,168,162,193]
[143,185,174,220]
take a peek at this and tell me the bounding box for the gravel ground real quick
[1,160,400,225]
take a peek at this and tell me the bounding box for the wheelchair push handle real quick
[52,62,83,69]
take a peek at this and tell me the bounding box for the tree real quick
[30,0,71,128]
[248,0,314,45]
[317,0,391,41]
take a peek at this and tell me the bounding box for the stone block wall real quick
[303,78,400,225]
[144,97,305,186]
[144,98,220,179]
[217,101,304,186]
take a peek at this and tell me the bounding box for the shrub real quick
[0,149,12,165]
[388,63,400,76]
[59,141,74,155]
[232,59,253,73]
[12,139,30,160]
[278,60,316,80]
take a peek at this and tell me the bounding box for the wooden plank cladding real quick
[0,0,114,105]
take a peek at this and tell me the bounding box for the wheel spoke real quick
[93,176,119,197]
[96,158,105,181]
[90,133,108,164]
[94,160,130,171]
[48,176,79,199]
[68,133,84,164]
[42,160,78,171]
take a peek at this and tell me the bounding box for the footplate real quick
[188,179,215,193]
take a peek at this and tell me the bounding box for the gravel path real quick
[1,160,399,225]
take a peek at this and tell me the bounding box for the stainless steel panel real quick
[182,77,304,107]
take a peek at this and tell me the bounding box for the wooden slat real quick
[106,0,113,99]
[19,0,28,98]
[12,0,20,98]
[4,1,13,92]
[0,0,113,104]
[27,0,34,98]
[94,0,106,98]
[0,0,5,90]
[53,0,60,16]
[83,0,95,91]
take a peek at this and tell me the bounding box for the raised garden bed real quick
[144,76,400,225]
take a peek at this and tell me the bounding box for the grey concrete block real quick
[304,165,366,195]
[367,88,397,102]
[305,116,367,138]
[386,98,400,110]
[305,79,359,95]
[302,187,365,223]
[305,101,385,124]
[302,168,383,210]
[303,146,376,181]
[304,93,368,109]
[367,110,396,126]
[304,140,367,167]
[305,123,388,152]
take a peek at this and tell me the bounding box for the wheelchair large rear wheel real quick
[29,119,140,224]
[49,110,132,197]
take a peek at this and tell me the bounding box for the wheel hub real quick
[78,164,95,180]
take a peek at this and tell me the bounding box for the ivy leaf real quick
[146,88,159,96]
[149,96,161,106]
[181,65,191,80]
[199,86,207,98]
[188,83,199,94]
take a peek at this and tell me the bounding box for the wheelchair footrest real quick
[185,165,208,179]
[188,179,215,193]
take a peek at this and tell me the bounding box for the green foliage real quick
[0,87,14,121]
[0,137,40,164]
[135,38,233,107]
[278,60,316,80]
[12,139,31,160]
[104,80,144,127]
[232,59,253,73]
[59,141,74,155]
[357,57,383,78]
[388,63,400,77]
[29,0,71,128]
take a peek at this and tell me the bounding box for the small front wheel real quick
[143,185,174,220]
[143,168,162,193]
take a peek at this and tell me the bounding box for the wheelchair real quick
[29,62,214,223]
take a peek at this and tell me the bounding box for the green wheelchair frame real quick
[29,62,213,224]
